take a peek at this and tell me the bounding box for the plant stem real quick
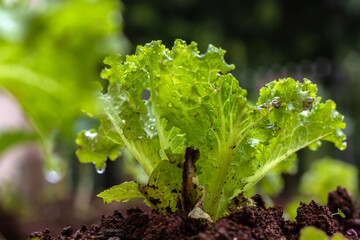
[205,145,235,220]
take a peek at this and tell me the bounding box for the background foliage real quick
[0,0,127,172]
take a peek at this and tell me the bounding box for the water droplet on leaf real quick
[331,110,339,119]
[248,138,260,147]
[96,167,106,174]
[85,130,97,140]
[93,162,106,174]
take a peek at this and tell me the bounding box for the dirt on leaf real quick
[29,187,358,240]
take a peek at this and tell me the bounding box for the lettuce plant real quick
[76,39,346,221]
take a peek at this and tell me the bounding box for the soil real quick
[29,187,359,240]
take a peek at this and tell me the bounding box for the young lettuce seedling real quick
[76,40,346,221]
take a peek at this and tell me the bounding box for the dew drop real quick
[94,162,106,174]
[331,110,339,119]
[300,110,309,117]
[335,129,344,138]
[248,138,260,147]
[85,130,97,140]
[96,168,106,174]
[45,170,63,184]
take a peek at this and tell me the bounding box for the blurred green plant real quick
[0,131,37,154]
[299,158,358,203]
[245,155,298,207]
[254,155,297,196]
[300,226,347,240]
[0,183,29,217]
[285,158,358,220]
[0,0,127,175]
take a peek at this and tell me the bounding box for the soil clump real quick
[30,187,358,240]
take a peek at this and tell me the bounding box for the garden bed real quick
[30,187,358,239]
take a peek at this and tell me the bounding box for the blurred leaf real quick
[300,227,327,240]
[300,226,347,240]
[0,130,37,155]
[284,197,302,221]
[0,0,127,171]
[299,158,358,204]
[255,154,298,197]
[122,147,148,185]
[332,233,348,240]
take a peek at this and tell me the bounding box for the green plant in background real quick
[0,0,127,174]
[0,183,29,216]
[245,154,298,206]
[122,148,148,185]
[77,40,346,221]
[0,131,37,154]
[300,226,347,240]
[300,158,358,203]
[285,158,357,220]
[254,153,297,195]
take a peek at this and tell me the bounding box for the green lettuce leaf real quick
[98,160,182,213]
[138,160,182,212]
[80,40,346,221]
[76,129,123,170]
[97,181,144,203]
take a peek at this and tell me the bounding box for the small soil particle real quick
[29,187,358,240]
[60,226,73,237]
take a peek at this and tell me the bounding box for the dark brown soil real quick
[29,187,359,240]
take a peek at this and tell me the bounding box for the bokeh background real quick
[1,0,360,238]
